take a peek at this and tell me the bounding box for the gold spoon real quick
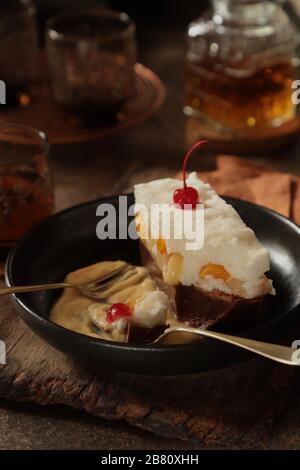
[153,325,300,366]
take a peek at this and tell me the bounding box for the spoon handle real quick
[163,326,300,366]
[0,283,72,295]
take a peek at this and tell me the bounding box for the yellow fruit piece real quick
[165,253,183,285]
[156,238,167,254]
[136,223,140,233]
[199,263,231,281]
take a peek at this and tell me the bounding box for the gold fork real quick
[1,264,137,300]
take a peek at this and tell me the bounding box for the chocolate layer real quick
[139,241,263,332]
[127,323,167,344]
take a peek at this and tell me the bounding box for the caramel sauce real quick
[50,261,172,343]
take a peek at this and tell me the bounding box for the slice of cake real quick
[134,170,275,331]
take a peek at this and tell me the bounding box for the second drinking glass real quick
[46,9,137,118]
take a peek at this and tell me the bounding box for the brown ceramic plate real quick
[185,115,300,154]
[0,64,165,144]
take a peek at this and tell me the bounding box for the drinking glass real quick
[46,9,137,117]
[0,122,54,248]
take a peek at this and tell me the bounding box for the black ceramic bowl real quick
[5,194,300,375]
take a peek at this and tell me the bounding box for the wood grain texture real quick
[0,289,295,447]
[0,163,297,447]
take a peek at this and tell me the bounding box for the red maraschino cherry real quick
[107,303,132,323]
[173,140,207,209]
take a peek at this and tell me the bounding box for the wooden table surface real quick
[1,26,300,450]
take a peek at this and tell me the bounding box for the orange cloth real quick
[179,155,300,224]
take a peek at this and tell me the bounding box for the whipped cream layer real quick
[90,289,168,333]
[134,172,274,299]
[133,290,169,328]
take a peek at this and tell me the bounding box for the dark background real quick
[35,0,209,24]
[33,0,209,42]
[31,1,300,63]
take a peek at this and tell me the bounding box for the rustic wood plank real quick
[0,290,295,447]
[0,163,297,447]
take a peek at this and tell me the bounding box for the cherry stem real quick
[182,140,207,189]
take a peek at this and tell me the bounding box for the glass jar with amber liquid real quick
[0,123,54,249]
[184,0,300,135]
